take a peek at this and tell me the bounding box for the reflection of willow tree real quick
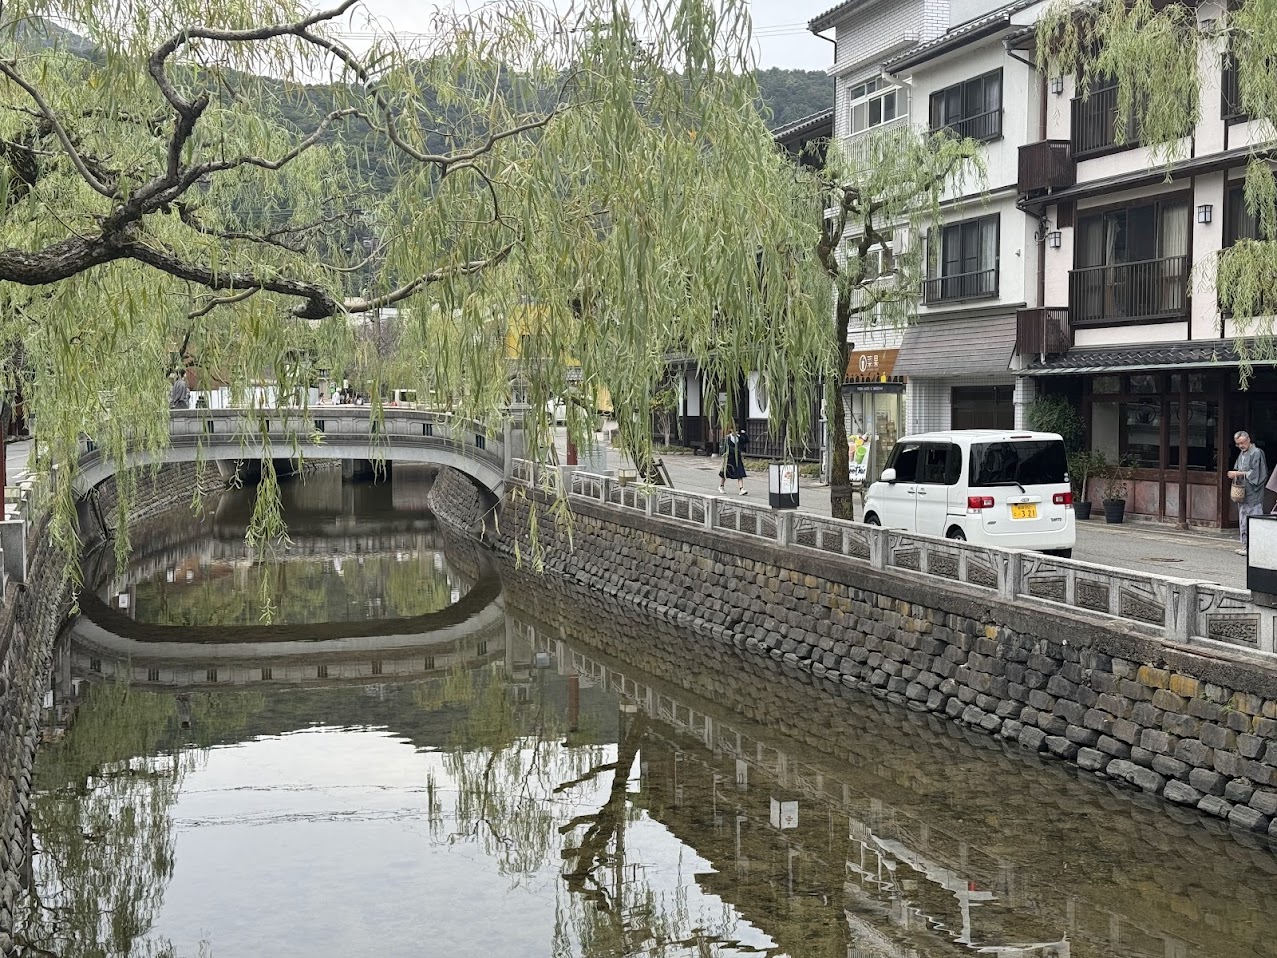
[131,546,463,626]
[19,683,263,957]
[422,668,763,956]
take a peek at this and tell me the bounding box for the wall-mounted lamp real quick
[1050,76,1064,95]
[1197,204,1214,224]
[1047,230,1062,248]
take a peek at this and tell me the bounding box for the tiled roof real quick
[1021,340,1267,376]
[808,0,875,33]
[772,108,835,145]
[883,0,1042,72]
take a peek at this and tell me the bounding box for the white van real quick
[862,430,1075,557]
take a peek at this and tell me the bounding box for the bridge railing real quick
[511,460,1273,659]
[76,406,506,474]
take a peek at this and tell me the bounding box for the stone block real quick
[1111,718,1141,746]
[1076,747,1107,772]
[1238,733,1266,760]
[1253,717,1277,739]
[1232,691,1264,716]
[1046,674,1078,699]
[1053,699,1087,726]
[1229,805,1272,833]
[1187,698,1224,722]
[1119,679,1154,702]
[1131,703,1164,729]
[1189,767,1227,796]
[1250,789,1277,816]
[1028,690,1055,711]
[1163,780,1202,806]
[1130,746,1157,768]
[1109,759,1164,793]
[1096,693,1132,719]
[1140,729,1175,755]
[1212,751,1247,778]
[1199,723,1236,750]
[1164,713,1201,739]
[1227,709,1252,734]
[1066,725,1100,747]
[1151,754,1190,780]
[1175,738,1213,768]
[1019,726,1047,752]
[1168,674,1200,698]
[1151,689,1188,713]
[1046,736,1078,760]
[1037,713,1068,736]
[1137,665,1171,689]
[1197,795,1232,819]
[1224,779,1256,804]
[1088,672,1119,695]
[1083,709,1115,734]
[1097,735,1132,760]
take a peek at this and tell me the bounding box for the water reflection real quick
[98,468,467,626]
[23,512,1277,958]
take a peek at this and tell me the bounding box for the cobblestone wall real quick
[430,469,1277,838]
[0,464,204,953]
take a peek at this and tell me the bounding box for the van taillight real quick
[967,496,995,510]
[1053,492,1073,506]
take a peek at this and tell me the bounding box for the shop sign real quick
[846,348,899,382]
[849,433,873,484]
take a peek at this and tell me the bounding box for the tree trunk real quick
[828,290,853,521]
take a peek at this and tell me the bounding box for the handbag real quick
[1231,477,1247,503]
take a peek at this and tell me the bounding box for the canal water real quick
[22,468,1277,957]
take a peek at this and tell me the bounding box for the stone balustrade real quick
[511,460,1275,661]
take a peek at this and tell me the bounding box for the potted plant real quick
[1067,449,1105,520]
[1100,461,1129,524]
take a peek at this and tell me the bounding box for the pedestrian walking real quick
[719,424,748,495]
[1228,430,1268,554]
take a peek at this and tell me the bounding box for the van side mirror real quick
[881,468,897,483]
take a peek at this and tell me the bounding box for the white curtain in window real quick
[1158,201,1190,259]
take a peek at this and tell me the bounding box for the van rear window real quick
[969,440,1067,487]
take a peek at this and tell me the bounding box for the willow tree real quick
[812,131,979,520]
[0,0,832,557]
[1036,0,1277,380]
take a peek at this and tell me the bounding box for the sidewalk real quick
[561,430,1247,590]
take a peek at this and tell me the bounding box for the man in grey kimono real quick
[1229,430,1268,555]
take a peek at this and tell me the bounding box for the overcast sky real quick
[345,0,834,71]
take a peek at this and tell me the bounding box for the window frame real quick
[928,69,1004,142]
[846,75,905,135]
[924,213,1000,304]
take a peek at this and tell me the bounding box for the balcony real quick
[1015,307,1070,357]
[934,108,1002,143]
[1018,140,1075,196]
[1070,84,1138,158]
[1069,255,1189,326]
[923,267,999,305]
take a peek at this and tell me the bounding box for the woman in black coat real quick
[719,425,748,495]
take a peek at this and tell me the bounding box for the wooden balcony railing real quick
[1069,255,1189,326]
[1015,307,1071,357]
[923,267,999,305]
[1017,140,1075,195]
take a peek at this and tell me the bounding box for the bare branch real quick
[187,287,259,319]
[343,243,516,314]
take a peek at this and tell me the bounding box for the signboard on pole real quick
[848,433,872,483]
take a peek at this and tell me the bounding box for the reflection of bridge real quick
[73,407,509,496]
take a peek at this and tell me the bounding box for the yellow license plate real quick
[1011,504,1038,520]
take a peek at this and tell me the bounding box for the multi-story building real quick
[808,0,1012,482]
[1009,0,1264,528]
[812,0,1270,527]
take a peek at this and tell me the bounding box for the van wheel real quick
[863,512,880,526]
[946,527,967,542]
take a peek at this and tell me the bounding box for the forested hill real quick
[756,69,833,130]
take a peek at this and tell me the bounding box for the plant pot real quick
[1075,500,1092,521]
[1102,499,1126,524]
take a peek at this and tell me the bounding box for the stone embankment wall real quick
[496,569,1277,958]
[0,463,210,953]
[427,468,1277,838]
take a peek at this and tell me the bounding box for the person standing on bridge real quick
[1229,430,1267,555]
[719,424,748,495]
[168,373,191,410]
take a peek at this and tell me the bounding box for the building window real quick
[261,667,272,681]
[1072,199,1190,324]
[1071,76,1139,157]
[929,69,1003,141]
[147,668,160,682]
[90,658,102,673]
[847,77,904,134]
[1222,51,1247,122]
[477,641,488,657]
[1226,182,1262,246]
[317,664,328,679]
[924,214,999,304]
[206,669,218,683]
[424,655,436,671]
[372,660,383,676]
